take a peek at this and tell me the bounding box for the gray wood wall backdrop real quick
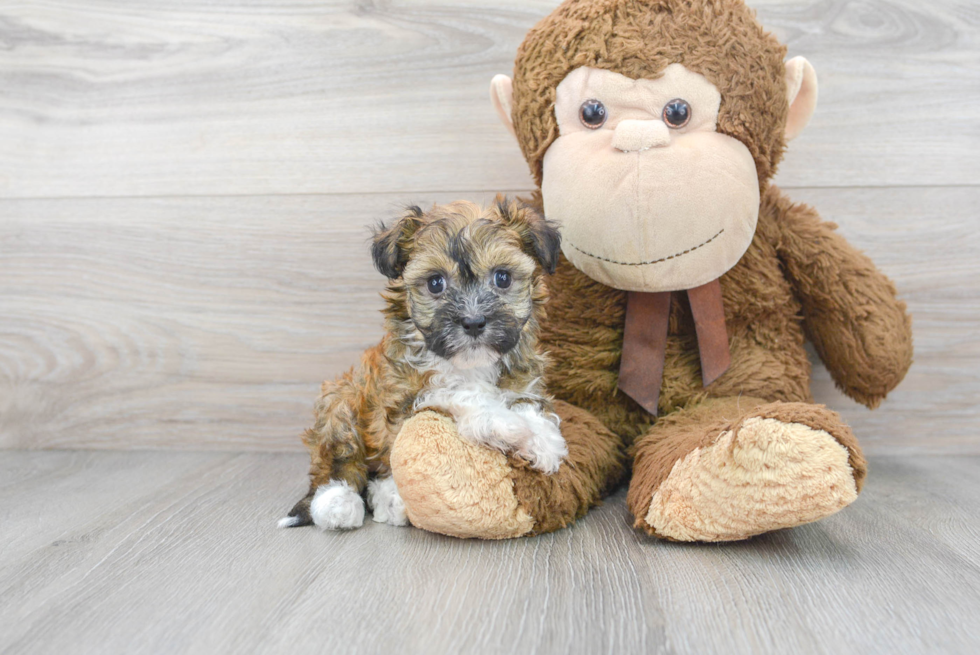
[0,0,977,453]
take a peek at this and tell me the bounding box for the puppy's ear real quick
[372,206,425,279]
[496,197,562,275]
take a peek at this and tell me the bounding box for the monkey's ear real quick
[372,206,425,279]
[490,74,517,140]
[784,56,818,141]
[496,197,562,275]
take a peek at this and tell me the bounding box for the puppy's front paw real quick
[310,480,365,530]
[512,405,568,474]
[367,476,409,527]
[457,408,529,446]
[523,431,568,474]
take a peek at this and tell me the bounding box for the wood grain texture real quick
[2,186,977,452]
[0,0,977,199]
[0,190,513,450]
[0,450,978,655]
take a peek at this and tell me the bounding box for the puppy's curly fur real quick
[281,198,564,530]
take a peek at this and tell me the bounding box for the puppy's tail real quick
[278,492,314,528]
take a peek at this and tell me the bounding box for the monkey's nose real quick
[460,315,487,337]
[612,119,670,152]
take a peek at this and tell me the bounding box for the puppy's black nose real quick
[460,315,487,337]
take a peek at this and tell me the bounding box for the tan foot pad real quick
[390,411,534,540]
[645,418,858,542]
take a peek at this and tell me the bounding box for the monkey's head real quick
[490,0,818,293]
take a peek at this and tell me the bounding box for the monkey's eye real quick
[662,99,691,129]
[426,274,446,295]
[493,270,512,289]
[579,99,607,129]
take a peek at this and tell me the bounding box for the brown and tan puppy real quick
[279,199,565,530]
[388,0,913,541]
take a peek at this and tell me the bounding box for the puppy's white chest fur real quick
[414,357,567,474]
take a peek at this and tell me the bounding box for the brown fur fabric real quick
[508,400,627,535]
[625,397,868,534]
[769,192,914,408]
[536,185,912,439]
[512,0,790,187]
[502,0,912,535]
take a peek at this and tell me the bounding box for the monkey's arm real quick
[764,186,913,408]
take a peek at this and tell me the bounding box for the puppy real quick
[280,199,566,531]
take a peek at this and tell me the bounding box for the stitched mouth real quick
[566,228,724,266]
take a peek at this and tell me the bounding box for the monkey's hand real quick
[767,186,913,408]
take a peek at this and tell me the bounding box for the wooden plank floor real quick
[1,450,979,655]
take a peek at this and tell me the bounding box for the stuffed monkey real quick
[389,0,912,541]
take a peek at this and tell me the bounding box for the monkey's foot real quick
[627,400,866,542]
[390,411,535,539]
[390,402,625,539]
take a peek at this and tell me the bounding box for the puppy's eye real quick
[493,270,512,289]
[579,99,607,129]
[426,274,446,295]
[662,99,691,129]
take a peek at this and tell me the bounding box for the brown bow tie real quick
[617,279,731,415]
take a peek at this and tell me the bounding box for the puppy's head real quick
[373,198,561,369]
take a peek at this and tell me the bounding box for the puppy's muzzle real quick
[458,314,487,338]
